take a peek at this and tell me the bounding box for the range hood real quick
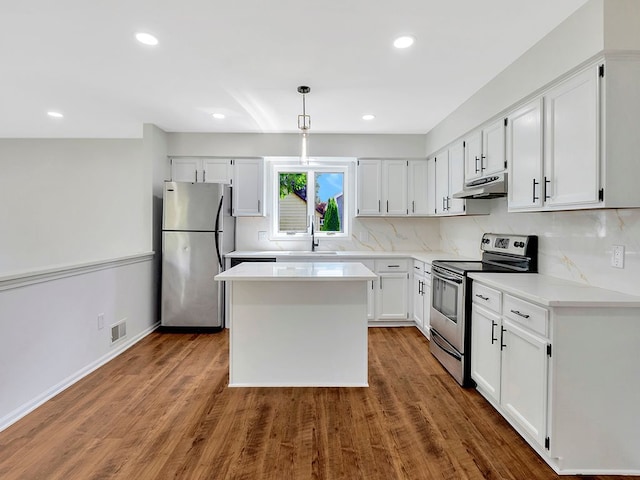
[452,173,507,199]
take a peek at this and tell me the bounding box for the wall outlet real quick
[97,313,104,330]
[611,245,625,269]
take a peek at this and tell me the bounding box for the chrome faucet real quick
[311,221,319,252]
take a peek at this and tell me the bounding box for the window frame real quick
[271,161,350,240]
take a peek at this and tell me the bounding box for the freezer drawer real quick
[161,231,222,328]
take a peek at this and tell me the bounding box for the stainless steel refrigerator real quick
[161,181,235,330]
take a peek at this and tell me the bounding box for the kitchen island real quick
[215,262,377,387]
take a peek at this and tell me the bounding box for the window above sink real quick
[270,159,352,241]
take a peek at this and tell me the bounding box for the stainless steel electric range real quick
[430,233,538,386]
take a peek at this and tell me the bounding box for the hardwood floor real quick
[0,328,632,480]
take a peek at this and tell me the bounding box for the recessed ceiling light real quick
[212,113,226,119]
[393,35,415,49]
[135,32,158,46]
[47,111,64,118]
[362,114,376,121]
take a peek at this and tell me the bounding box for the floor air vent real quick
[111,319,127,344]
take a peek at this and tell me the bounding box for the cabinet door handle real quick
[481,154,486,171]
[446,196,451,211]
[418,280,423,295]
[203,170,206,182]
[257,200,261,212]
[442,197,446,212]
[544,176,551,200]
[475,156,480,173]
[386,200,389,213]
[378,199,381,213]
[475,294,489,301]
[195,170,198,182]
[412,200,415,213]
[491,321,498,344]
[510,309,530,319]
[532,179,539,202]
[380,278,383,289]
[500,326,507,350]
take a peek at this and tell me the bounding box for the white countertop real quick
[215,261,378,281]
[225,250,472,265]
[469,272,640,308]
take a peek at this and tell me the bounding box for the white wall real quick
[424,0,605,155]
[0,257,155,430]
[168,132,427,158]
[0,138,151,274]
[0,130,165,431]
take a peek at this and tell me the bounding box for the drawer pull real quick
[387,265,400,268]
[475,294,489,301]
[510,309,530,319]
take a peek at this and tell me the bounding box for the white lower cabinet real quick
[500,318,548,447]
[470,303,502,403]
[471,278,640,474]
[472,287,550,450]
[376,273,408,321]
[412,260,431,336]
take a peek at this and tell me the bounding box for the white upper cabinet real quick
[382,160,408,215]
[171,157,232,184]
[464,131,483,182]
[171,157,201,182]
[507,98,544,210]
[543,65,599,208]
[482,119,506,176]
[407,160,430,215]
[232,158,264,216]
[434,150,449,215]
[464,119,506,183]
[426,157,437,215]
[356,159,408,216]
[203,159,232,184]
[356,159,383,215]
[508,56,640,212]
[447,141,466,214]
[432,142,488,217]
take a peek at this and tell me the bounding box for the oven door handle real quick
[430,329,462,361]
[432,270,463,284]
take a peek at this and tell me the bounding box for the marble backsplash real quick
[235,216,441,253]
[439,199,640,297]
[235,199,640,297]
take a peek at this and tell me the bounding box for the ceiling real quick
[0,0,589,138]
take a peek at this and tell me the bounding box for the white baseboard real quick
[0,322,160,433]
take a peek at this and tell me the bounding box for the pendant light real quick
[297,86,311,164]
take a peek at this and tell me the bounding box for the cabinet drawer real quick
[423,262,432,286]
[503,294,548,336]
[472,283,502,313]
[375,259,409,272]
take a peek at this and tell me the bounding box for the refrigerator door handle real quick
[214,232,223,269]
[214,194,224,269]
[214,195,224,232]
